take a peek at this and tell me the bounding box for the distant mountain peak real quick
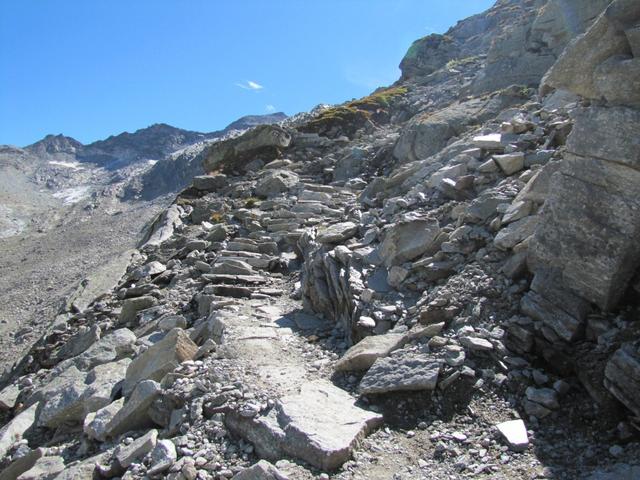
[25,134,83,156]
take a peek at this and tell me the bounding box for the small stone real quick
[496,420,529,452]
[459,336,493,351]
[147,439,177,476]
[493,152,525,175]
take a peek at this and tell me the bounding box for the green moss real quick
[445,56,480,70]
[301,86,408,137]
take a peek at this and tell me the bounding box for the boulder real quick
[38,358,130,428]
[192,174,228,192]
[493,152,525,175]
[316,222,358,244]
[204,125,291,173]
[225,380,382,471]
[232,460,287,480]
[378,215,441,267]
[119,296,157,324]
[123,328,197,396]
[142,204,183,248]
[334,334,405,372]
[0,403,38,459]
[255,170,299,198]
[147,439,177,476]
[494,216,538,250]
[60,328,136,372]
[359,353,442,395]
[115,429,158,468]
[16,455,65,480]
[104,380,161,438]
[83,398,124,441]
[604,343,640,417]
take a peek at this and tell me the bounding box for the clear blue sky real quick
[0,1,494,146]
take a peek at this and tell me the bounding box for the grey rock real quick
[493,152,524,175]
[604,343,640,417]
[226,380,382,471]
[119,295,157,324]
[115,429,158,468]
[16,455,65,480]
[131,261,166,280]
[255,170,299,198]
[203,124,291,173]
[359,353,441,394]
[0,448,45,480]
[143,204,183,248]
[0,403,38,459]
[494,216,538,250]
[192,174,227,192]
[147,439,177,476]
[83,398,124,441]
[316,222,358,244]
[123,328,197,396]
[334,334,405,372]
[0,383,21,410]
[378,216,441,267]
[232,460,288,480]
[104,380,161,438]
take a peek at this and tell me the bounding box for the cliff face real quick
[1,1,640,479]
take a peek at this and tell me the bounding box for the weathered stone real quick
[123,328,197,396]
[359,353,441,394]
[53,325,101,362]
[147,439,177,476]
[62,328,136,372]
[211,259,255,276]
[226,380,382,471]
[494,216,538,250]
[143,204,183,248]
[119,296,157,324]
[378,216,441,267]
[83,398,124,441]
[399,33,460,79]
[131,261,166,280]
[0,383,21,410]
[104,380,161,438]
[316,222,358,244]
[525,387,559,410]
[502,200,532,224]
[192,174,228,192]
[232,460,287,480]
[0,403,38,459]
[0,448,45,480]
[493,152,525,175]
[16,455,65,480]
[255,170,299,198]
[473,133,503,149]
[203,124,292,173]
[496,419,529,452]
[38,358,130,428]
[387,266,409,289]
[604,343,640,417]
[115,429,158,468]
[459,336,493,351]
[334,334,405,372]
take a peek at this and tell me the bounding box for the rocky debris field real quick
[1,0,640,479]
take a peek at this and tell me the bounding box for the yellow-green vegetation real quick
[301,86,408,137]
[244,197,260,208]
[445,56,480,70]
[209,212,225,223]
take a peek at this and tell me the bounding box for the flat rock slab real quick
[335,334,405,372]
[316,222,358,243]
[0,403,38,459]
[359,353,441,395]
[226,380,382,471]
[496,419,529,452]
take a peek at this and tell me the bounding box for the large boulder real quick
[254,170,299,198]
[378,215,441,267]
[203,125,291,173]
[225,380,382,471]
[123,328,197,396]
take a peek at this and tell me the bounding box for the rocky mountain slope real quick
[1,0,639,479]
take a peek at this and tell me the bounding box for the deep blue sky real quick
[0,1,494,146]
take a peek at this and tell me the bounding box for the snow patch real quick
[48,160,84,170]
[52,186,91,205]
